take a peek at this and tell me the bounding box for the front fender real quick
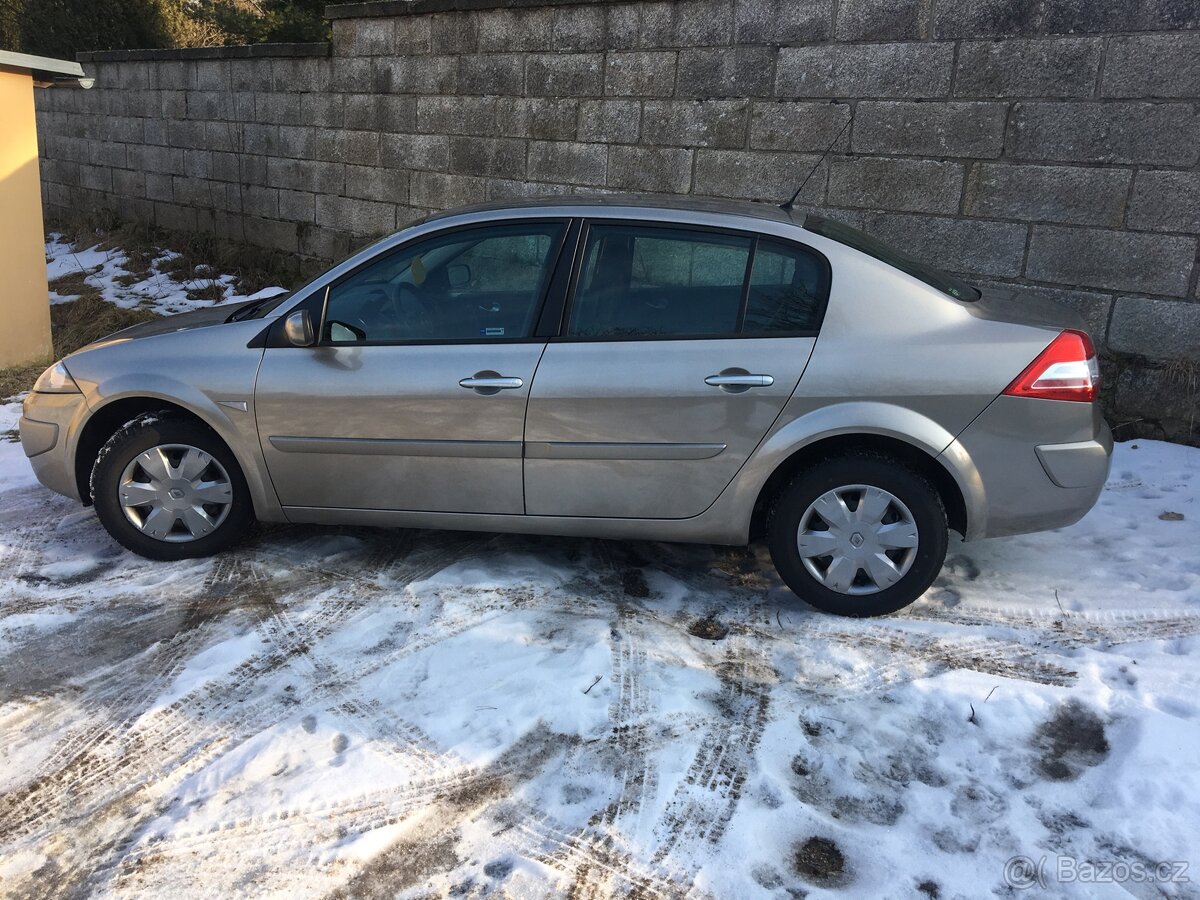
[74,377,284,523]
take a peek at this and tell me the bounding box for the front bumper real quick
[19,392,86,501]
[941,395,1112,540]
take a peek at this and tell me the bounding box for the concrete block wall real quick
[33,0,1200,441]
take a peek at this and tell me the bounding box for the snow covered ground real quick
[44,234,287,316]
[2,392,1198,899]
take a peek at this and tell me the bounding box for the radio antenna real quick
[779,111,850,211]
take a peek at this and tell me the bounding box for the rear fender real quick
[724,400,987,540]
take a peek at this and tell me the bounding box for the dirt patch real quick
[917,879,941,898]
[1034,700,1110,781]
[688,617,729,641]
[330,832,460,899]
[621,568,650,598]
[793,836,848,885]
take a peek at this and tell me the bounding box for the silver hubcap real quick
[796,484,919,595]
[118,444,233,543]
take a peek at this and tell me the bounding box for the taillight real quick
[1002,329,1100,403]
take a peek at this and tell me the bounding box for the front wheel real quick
[767,453,948,617]
[91,414,254,560]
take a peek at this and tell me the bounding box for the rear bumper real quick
[940,396,1112,540]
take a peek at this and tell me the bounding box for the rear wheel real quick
[91,414,253,560]
[767,453,948,617]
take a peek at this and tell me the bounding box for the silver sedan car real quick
[20,197,1111,616]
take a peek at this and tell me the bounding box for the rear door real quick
[254,219,569,514]
[523,221,830,519]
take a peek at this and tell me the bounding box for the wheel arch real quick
[749,431,969,541]
[71,384,283,524]
[74,398,223,504]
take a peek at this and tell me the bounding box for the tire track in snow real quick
[651,641,772,865]
[593,605,658,833]
[903,602,1200,647]
[0,535,489,848]
[517,812,695,900]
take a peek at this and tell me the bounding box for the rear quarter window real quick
[742,239,829,335]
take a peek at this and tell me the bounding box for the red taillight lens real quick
[1003,329,1100,402]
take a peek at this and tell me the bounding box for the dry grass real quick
[186,282,228,303]
[51,210,317,297]
[47,269,102,300]
[0,296,158,401]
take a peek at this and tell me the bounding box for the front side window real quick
[568,225,753,338]
[323,222,566,343]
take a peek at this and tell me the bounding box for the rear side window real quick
[568,226,752,338]
[566,223,829,339]
[743,239,828,334]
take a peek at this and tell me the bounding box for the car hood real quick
[105,301,256,343]
[78,296,291,353]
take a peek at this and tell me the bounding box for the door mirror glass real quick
[283,309,315,347]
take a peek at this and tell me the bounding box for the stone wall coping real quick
[76,43,330,63]
[325,0,603,20]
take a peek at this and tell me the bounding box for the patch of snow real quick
[43,233,287,317]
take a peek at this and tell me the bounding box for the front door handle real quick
[705,373,774,392]
[459,371,524,395]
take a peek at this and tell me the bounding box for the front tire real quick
[767,453,948,617]
[91,414,254,560]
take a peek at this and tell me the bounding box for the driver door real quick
[254,220,568,514]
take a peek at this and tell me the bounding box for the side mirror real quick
[283,310,315,347]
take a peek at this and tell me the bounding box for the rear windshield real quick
[804,215,980,302]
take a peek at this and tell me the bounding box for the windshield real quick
[804,215,981,302]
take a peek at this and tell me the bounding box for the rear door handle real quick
[705,373,774,388]
[459,372,524,395]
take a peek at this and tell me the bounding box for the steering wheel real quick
[391,282,438,337]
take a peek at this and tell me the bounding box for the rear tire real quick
[91,414,253,561]
[767,452,948,617]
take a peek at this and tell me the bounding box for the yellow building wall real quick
[0,65,53,368]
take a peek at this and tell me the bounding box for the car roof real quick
[424,194,805,228]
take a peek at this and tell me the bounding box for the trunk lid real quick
[965,284,1090,337]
